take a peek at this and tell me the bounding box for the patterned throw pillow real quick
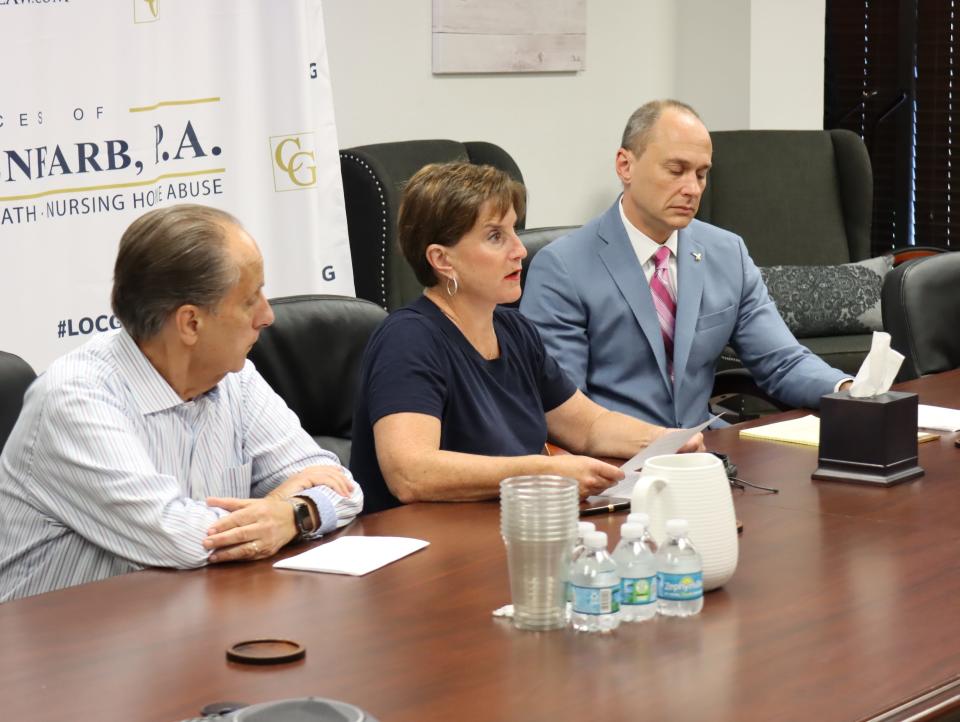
[758,255,893,337]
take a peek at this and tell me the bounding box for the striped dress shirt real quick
[0,329,363,602]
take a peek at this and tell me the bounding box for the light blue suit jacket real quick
[519,200,846,428]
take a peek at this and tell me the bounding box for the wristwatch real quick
[287,497,318,538]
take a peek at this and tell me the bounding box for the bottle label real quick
[571,584,620,614]
[620,575,657,605]
[658,571,703,601]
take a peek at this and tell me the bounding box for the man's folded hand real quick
[203,497,297,563]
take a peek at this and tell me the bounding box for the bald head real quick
[615,101,712,242]
[621,99,703,157]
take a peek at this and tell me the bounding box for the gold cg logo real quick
[270,133,318,191]
[134,0,160,23]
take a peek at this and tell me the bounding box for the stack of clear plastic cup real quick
[500,475,579,631]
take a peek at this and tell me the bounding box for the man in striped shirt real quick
[0,204,363,602]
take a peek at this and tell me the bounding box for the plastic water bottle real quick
[569,531,620,632]
[627,512,659,554]
[656,519,704,617]
[572,522,596,567]
[566,521,596,619]
[612,523,658,622]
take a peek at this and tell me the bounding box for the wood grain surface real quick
[2,371,960,722]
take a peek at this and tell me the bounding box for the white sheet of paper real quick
[273,536,429,576]
[598,416,718,498]
[917,404,960,432]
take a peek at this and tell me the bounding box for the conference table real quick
[2,373,960,722]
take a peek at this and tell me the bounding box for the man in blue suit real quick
[521,100,851,428]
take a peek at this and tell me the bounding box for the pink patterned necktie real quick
[649,246,676,368]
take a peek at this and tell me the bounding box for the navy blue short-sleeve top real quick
[349,295,577,514]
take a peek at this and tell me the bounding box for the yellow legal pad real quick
[738,414,939,447]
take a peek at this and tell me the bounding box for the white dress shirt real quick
[0,329,363,602]
[619,196,678,296]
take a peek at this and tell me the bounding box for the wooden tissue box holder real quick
[812,390,924,486]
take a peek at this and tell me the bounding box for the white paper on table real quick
[598,415,718,498]
[273,536,429,576]
[917,404,960,432]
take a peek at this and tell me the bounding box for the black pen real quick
[580,497,631,516]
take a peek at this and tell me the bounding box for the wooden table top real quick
[2,371,960,722]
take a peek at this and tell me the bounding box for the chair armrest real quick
[711,368,792,412]
[890,246,946,266]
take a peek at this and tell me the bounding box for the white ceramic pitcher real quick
[630,452,738,591]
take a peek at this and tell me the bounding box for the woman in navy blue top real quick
[349,163,703,514]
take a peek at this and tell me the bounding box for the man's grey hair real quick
[621,99,702,156]
[111,204,242,341]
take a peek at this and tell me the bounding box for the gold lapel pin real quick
[692,252,703,262]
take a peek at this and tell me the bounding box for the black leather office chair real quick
[340,139,525,311]
[247,295,387,466]
[881,252,960,381]
[0,351,36,453]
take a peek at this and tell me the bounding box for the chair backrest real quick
[519,226,578,283]
[340,139,524,311]
[881,252,960,380]
[247,295,387,465]
[697,129,873,266]
[0,351,36,454]
[497,225,579,310]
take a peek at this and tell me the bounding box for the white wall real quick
[675,0,825,131]
[322,0,824,227]
[674,0,752,131]
[749,0,826,129]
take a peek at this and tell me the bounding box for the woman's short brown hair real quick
[398,162,526,286]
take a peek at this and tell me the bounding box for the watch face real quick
[292,498,315,535]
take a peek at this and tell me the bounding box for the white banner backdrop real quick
[0,0,354,370]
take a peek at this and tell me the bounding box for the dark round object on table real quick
[226,639,305,665]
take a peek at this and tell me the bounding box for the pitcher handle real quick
[630,475,668,514]
[630,474,676,545]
